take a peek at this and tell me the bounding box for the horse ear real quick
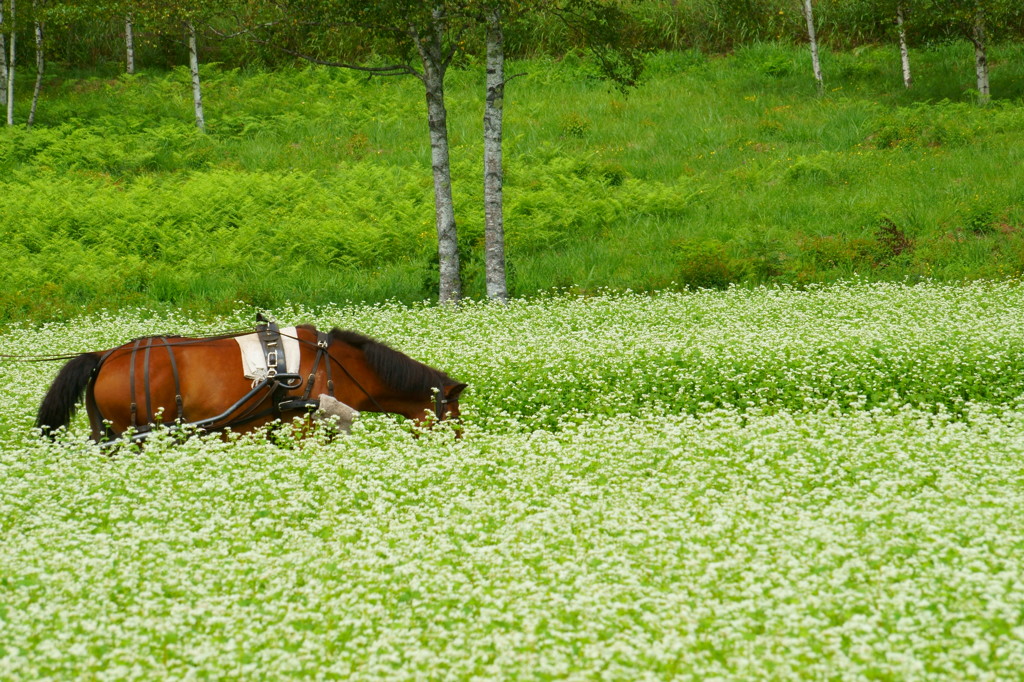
[446,383,468,400]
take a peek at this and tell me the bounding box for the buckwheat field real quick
[3,281,1024,680]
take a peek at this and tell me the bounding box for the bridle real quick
[432,385,451,421]
[288,330,454,422]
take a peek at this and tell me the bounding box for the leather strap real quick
[301,331,334,401]
[256,320,284,378]
[128,338,142,428]
[157,337,185,421]
[143,337,153,424]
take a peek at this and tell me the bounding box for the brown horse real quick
[36,324,466,445]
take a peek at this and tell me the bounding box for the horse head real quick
[323,328,467,427]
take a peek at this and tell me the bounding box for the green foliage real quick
[736,43,796,78]
[671,239,744,289]
[869,101,977,148]
[558,111,591,137]
[783,152,848,185]
[25,0,1024,74]
[3,44,1024,321]
[0,121,215,174]
[868,100,1024,149]
[954,196,1000,235]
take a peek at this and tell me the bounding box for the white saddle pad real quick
[234,326,301,382]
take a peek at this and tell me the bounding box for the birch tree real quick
[482,3,507,302]
[125,12,134,73]
[186,19,204,131]
[230,1,472,303]
[896,2,912,88]
[15,0,95,126]
[474,0,644,302]
[231,0,644,303]
[133,0,218,131]
[839,0,918,89]
[969,5,990,103]
[418,5,461,303]
[917,0,1021,103]
[27,0,42,127]
[0,2,7,111]
[800,0,823,95]
[5,0,15,125]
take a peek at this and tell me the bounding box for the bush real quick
[672,239,744,289]
[868,102,979,149]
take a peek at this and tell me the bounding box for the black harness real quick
[126,336,185,430]
[90,318,452,447]
[432,385,450,421]
[96,320,327,447]
[253,318,304,420]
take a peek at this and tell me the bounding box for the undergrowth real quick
[2,42,1024,320]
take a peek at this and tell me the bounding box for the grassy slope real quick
[2,41,1024,320]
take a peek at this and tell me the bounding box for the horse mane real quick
[321,327,456,395]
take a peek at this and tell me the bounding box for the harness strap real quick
[157,336,185,421]
[324,334,335,396]
[434,385,449,421]
[256,320,284,378]
[143,337,154,425]
[128,339,142,428]
[208,373,301,431]
[301,331,334,401]
[131,337,188,431]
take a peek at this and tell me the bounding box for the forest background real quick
[2,0,1024,322]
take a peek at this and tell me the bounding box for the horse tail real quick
[36,353,102,438]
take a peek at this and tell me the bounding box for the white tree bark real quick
[971,9,990,104]
[125,14,135,75]
[896,3,912,89]
[27,17,41,127]
[6,0,15,126]
[187,21,205,132]
[414,9,461,304]
[483,5,507,303]
[801,0,823,96]
[0,2,7,109]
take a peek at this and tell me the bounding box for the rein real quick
[0,327,258,363]
[0,352,93,362]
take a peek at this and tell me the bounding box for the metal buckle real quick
[433,387,447,420]
[267,347,278,378]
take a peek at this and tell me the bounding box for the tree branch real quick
[215,24,419,78]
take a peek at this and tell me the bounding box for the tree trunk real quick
[6,0,15,126]
[483,5,507,303]
[27,18,41,127]
[414,11,461,304]
[187,21,205,131]
[125,14,135,75]
[896,3,912,89]
[971,9,990,104]
[801,0,823,96]
[0,2,7,110]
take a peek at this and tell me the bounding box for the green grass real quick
[2,42,1024,321]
